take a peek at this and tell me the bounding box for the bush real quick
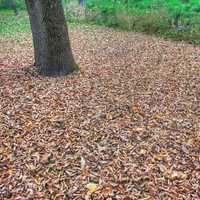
[1,0,200,44]
[81,0,200,44]
[0,0,25,9]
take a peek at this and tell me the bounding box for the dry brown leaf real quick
[0,22,199,200]
[101,185,113,197]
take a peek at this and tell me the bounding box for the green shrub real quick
[0,0,25,9]
[82,0,200,44]
[1,0,200,44]
[0,10,30,35]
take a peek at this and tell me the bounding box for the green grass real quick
[0,9,30,35]
[0,9,95,36]
[83,0,200,44]
[1,4,200,45]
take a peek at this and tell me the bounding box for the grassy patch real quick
[0,9,30,35]
[68,0,200,45]
[1,3,200,45]
[0,8,98,36]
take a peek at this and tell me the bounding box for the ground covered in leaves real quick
[0,26,200,200]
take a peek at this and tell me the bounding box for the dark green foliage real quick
[83,0,200,44]
[0,10,30,34]
[0,0,25,9]
[1,0,200,44]
[85,0,200,28]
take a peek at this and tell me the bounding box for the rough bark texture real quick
[25,0,76,76]
[25,0,43,67]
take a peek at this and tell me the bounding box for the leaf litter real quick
[0,25,200,199]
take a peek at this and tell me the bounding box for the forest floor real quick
[0,25,200,200]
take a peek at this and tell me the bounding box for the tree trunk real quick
[79,0,85,6]
[10,0,18,15]
[25,0,77,76]
[25,0,43,67]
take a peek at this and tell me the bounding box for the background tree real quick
[78,0,85,6]
[10,0,18,15]
[0,0,18,15]
[25,0,77,76]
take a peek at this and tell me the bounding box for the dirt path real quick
[0,26,200,200]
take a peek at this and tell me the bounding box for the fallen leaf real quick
[132,105,146,117]
[139,149,147,155]
[80,156,86,170]
[86,182,98,194]
[153,114,162,121]
[154,153,166,161]
[24,121,34,132]
[145,195,155,200]
[101,185,113,197]
[164,170,188,180]
[106,113,113,120]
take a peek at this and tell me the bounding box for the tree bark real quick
[25,0,77,76]
[79,0,85,6]
[10,0,18,15]
[25,0,43,67]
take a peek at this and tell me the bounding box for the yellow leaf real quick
[106,113,113,120]
[192,67,200,71]
[153,114,162,121]
[25,121,34,132]
[127,143,132,149]
[7,167,14,175]
[179,172,188,179]
[165,170,188,180]
[169,171,179,180]
[154,153,166,161]
[145,195,155,200]
[147,124,157,129]
[139,149,147,155]
[34,177,40,185]
[133,127,144,132]
[15,135,24,143]
[86,183,98,194]
[154,155,163,161]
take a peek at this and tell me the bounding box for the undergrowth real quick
[0,10,30,35]
[1,0,200,45]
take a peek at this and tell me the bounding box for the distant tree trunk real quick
[25,0,43,67]
[173,0,189,28]
[79,0,85,6]
[25,0,77,76]
[174,13,181,28]
[3,0,18,15]
[10,0,18,15]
